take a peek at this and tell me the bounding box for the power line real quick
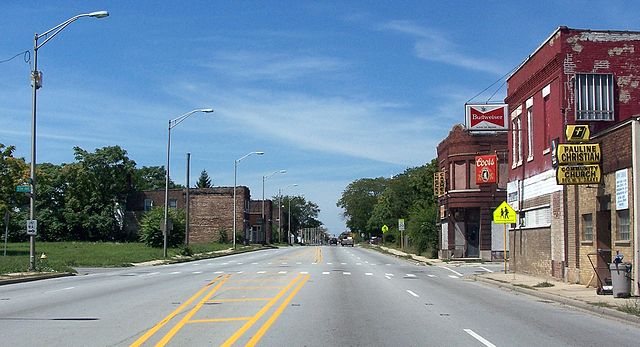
[0,50,30,65]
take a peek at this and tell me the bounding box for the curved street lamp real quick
[28,11,109,271]
[233,151,264,249]
[261,170,286,243]
[163,108,214,258]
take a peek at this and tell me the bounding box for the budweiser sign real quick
[475,154,498,185]
[465,104,508,131]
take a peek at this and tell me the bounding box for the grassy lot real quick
[0,242,233,274]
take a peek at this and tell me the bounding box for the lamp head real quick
[279,170,287,174]
[201,108,214,113]
[88,11,109,18]
[256,152,265,155]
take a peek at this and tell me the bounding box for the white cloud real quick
[380,20,504,75]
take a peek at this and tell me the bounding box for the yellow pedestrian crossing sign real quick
[493,201,516,224]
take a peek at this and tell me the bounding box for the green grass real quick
[533,281,555,288]
[0,242,234,274]
[513,283,536,290]
[617,299,640,316]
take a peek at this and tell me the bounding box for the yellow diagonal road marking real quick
[220,274,302,347]
[129,275,225,347]
[245,274,310,346]
[155,274,230,347]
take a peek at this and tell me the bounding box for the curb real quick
[0,272,75,286]
[473,275,640,326]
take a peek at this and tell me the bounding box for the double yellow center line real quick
[314,246,323,263]
[130,273,310,346]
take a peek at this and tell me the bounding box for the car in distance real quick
[329,237,338,245]
[340,236,354,247]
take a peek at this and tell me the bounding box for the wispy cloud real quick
[380,20,504,75]
[200,51,348,82]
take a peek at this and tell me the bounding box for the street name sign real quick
[16,185,30,193]
[556,143,601,165]
[493,201,516,224]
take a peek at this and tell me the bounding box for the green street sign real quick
[16,185,30,193]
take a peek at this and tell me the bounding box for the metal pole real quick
[163,123,171,258]
[185,152,190,246]
[3,210,9,256]
[28,36,39,271]
[278,189,282,243]
[504,224,508,274]
[288,197,291,245]
[233,160,237,249]
[261,175,265,244]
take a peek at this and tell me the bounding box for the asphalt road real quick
[1,246,639,346]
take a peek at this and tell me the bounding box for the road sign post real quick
[493,201,516,274]
[398,219,405,250]
[3,210,9,256]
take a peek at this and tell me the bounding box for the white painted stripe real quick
[169,271,181,274]
[268,262,273,265]
[327,262,333,265]
[143,272,159,277]
[463,329,496,347]
[356,263,362,265]
[386,264,392,266]
[479,266,494,273]
[282,262,288,265]
[237,263,243,265]
[193,263,200,266]
[385,275,392,280]
[45,287,74,294]
[222,262,229,265]
[322,272,330,275]
[252,263,258,265]
[296,262,302,265]
[278,271,287,274]
[214,271,224,274]
[427,274,436,278]
[406,290,419,298]
[257,271,266,274]
[405,274,416,277]
[193,271,202,274]
[365,273,373,276]
[449,275,459,279]
[300,271,309,274]
[341,262,347,265]
[443,267,464,277]
[385,273,394,277]
[312,262,317,265]
[177,263,186,266]
[343,272,351,275]
[237,271,244,274]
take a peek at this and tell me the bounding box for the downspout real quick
[633,118,639,296]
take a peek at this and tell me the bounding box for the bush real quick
[218,228,229,244]
[139,207,185,248]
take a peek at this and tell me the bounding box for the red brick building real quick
[127,187,252,244]
[248,200,273,244]
[437,124,508,260]
[505,27,639,295]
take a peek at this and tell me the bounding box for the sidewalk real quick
[376,245,640,324]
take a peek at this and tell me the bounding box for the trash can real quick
[609,262,632,298]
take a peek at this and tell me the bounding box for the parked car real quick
[329,237,338,245]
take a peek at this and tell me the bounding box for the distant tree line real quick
[337,159,439,256]
[269,195,322,243]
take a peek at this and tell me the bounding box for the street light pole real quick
[262,170,286,243]
[233,151,264,249]
[28,10,109,271]
[279,183,298,245]
[163,108,214,258]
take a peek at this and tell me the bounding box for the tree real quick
[196,169,212,188]
[274,195,322,243]
[0,144,29,241]
[337,177,387,234]
[139,207,185,247]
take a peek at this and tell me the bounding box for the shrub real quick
[139,207,185,248]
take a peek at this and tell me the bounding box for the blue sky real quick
[1,1,637,235]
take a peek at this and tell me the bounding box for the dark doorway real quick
[466,208,480,258]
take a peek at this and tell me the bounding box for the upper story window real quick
[144,199,153,212]
[511,106,523,167]
[169,199,178,209]
[526,97,534,161]
[575,73,614,121]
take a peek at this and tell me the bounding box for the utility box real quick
[609,263,632,298]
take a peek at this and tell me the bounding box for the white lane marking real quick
[365,273,373,276]
[237,262,244,265]
[356,263,362,265]
[322,272,330,275]
[282,262,288,265]
[193,271,203,274]
[327,262,333,265]
[427,274,436,278]
[296,262,302,265]
[341,262,347,265]
[385,275,392,280]
[406,290,419,298]
[343,272,351,275]
[278,271,287,274]
[385,264,392,266]
[252,263,258,265]
[142,272,159,277]
[45,287,74,294]
[443,267,464,277]
[193,263,200,266]
[312,262,317,265]
[236,271,244,274]
[463,329,496,347]
[449,275,460,279]
[300,271,309,274]
[214,271,224,274]
[222,262,229,265]
[385,273,394,277]
[405,274,416,278]
[169,271,181,275]
[479,266,494,273]
[268,262,273,265]
[257,271,266,274]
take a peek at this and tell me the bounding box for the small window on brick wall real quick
[144,199,153,212]
[169,199,178,209]
[582,214,593,242]
[575,73,614,121]
[617,210,630,241]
